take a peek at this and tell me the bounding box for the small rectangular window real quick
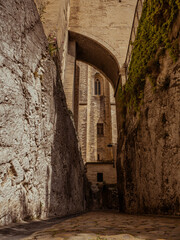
[97,123,104,136]
[97,173,103,182]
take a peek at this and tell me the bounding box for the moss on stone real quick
[119,0,180,112]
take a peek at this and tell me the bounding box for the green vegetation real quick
[118,0,180,113]
[38,0,49,22]
[48,33,58,57]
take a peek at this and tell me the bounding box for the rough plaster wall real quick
[74,65,80,129]
[86,66,96,162]
[34,0,70,38]
[34,0,70,84]
[117,53,180,215]
[69,0,136,67]
[111,106,117,145]
[78,105,87,161]
[0,0,84,225]
[63,41,76,112]
[78,62,88,162]
[110,86,117,145]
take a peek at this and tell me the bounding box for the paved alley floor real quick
[0,211,180,240]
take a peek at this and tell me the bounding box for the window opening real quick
[97,173,103,182]
[95,79,101,95]
[97,123,104,136]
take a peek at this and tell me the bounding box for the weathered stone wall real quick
[77,62,117,163]
[34,0,137,99]
[34,0,70,84]
[117,52,180,215]
[110,86,117,145]
[77,61,118,210]
[78,62,88,162]
[69,0,137,67]
[0,0,84,225]
[86,182,119,210]
[63,41,76,112]
[86,163,117,185]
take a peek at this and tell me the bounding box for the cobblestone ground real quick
[0,211,180,240]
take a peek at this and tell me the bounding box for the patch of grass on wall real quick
[119,0,180,112]
[117,85,127,122]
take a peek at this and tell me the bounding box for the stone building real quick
[75,62,118,209]
[0,0,179,226]
[77,61,117,186]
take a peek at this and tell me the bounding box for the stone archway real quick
[69,31,121,89]
[64,31,122,120]
[62,30,120,210]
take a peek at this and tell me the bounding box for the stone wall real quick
[86,183,119,210]
[78,62,88,162]
[69,0,136,67]
[86,163,117,185]
[34,0,70,84]
[110,86,117,145]
[0,0,84,225]
[85,165,118,210]
[117,52,180,215]
[77,62,117,163]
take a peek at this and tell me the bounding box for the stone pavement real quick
[0,211,180,240]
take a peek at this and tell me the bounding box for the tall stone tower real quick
[77,61,117,163]
[77,61,117,185]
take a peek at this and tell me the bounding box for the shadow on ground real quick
[0,211,179,240]
[0,213,83,240]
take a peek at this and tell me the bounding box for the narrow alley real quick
[0,0,180,239]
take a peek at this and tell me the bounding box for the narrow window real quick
[98,80,101,95]
[95,79,101,95]
[95,80,98,95]
[97,123,104,136]
[97,173,103,182]
[97,154,100,161]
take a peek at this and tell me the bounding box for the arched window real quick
[95,79,101,95]
[97,123,104,136]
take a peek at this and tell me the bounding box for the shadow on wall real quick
[69,31,121,90]
[0,0,85,226]
[85,180,119,211]
[48,53,85,217]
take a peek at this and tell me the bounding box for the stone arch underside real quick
[69,31,121,89]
